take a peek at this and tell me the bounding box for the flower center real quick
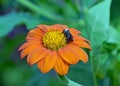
[42,30,67,50]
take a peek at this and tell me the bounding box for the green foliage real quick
[87,0,111,50]
[0,11,40,37]
[0,0,120,86]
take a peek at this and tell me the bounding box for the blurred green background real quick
[0,0,120,86]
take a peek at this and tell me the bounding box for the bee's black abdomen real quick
[62,29,73,43]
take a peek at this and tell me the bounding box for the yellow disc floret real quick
[42,30,67,50]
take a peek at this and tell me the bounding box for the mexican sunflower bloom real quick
[18,24,91,75]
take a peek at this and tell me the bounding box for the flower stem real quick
[90,57,98,86]
[57,74,83,86]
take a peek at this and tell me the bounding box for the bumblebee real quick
[62,29,73,43]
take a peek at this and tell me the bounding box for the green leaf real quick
[86,0,111,55]
[89,0,111,28]
[0,11,41,37]
[107,26,120,44]
[82,0,97,8]
[85,0,112,85]
[0,12,22,37]
[58,75,82,86]
[20,12,40,29]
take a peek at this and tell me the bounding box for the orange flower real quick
[18,24,91,75]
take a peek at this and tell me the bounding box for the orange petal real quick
[73,35,90,44]
[37,24,49,32]
[69,28,81,35]
[58,46,79,64]
[20,44,43,59]
[53,55,69,75]
[67,44,88,63]
[27,48,48,65]
[26,28,43,41]
[37,50,57,73]
[72,38,91,50]
[18,41,41,51]
[50,24,68,31]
